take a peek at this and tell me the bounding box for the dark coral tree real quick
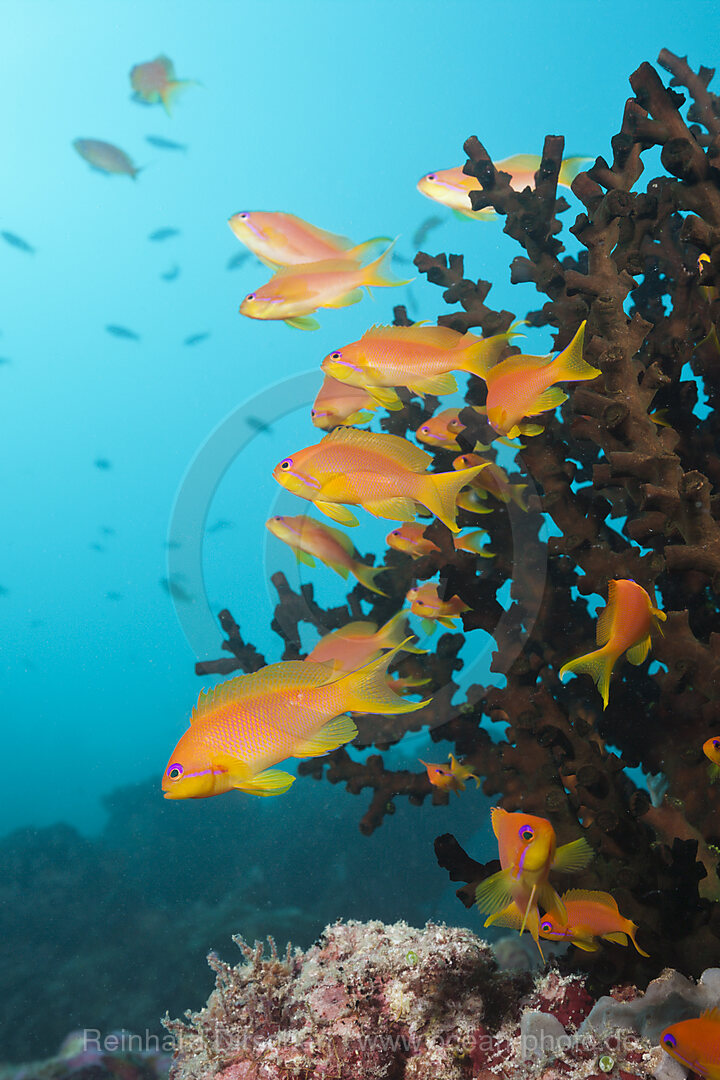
[201,50,720,987]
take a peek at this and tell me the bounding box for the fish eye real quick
[167,763,183,781]
[245,293,256,302]
[420,425,430,434]
[331,351,342,359]
[280,458,293,470]
[540,921,552,932]
[239,212,249,219]
[519,826,534,842]
[427,173,436,180]
[662,1034,677,1048]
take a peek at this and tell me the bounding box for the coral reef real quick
[166,919,668,1080]
[201,49,720,988]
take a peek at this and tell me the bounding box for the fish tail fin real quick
[160,79,195,115]
[551,322,600,383]
[377,610,413,649]
[627,924,650,957]
[420,465,485,533]
[339,640,430,715]
[346,236,392,264]
[459,330,514,379]
[362,239,412,288]
[351,561,388,596]
[558,156,592,187]
[559,646,616,709]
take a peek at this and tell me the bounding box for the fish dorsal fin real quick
[323,427,432,471]
[288,216,352,251]
[334,620,379,639]
[562,889,620,911]
[495,153,541,175]
[191,661,336,722]
[596,582,619,646]
[490,806,507,841]
[700,1007,720,1023]
[316,521,356,556]
[361,324,463,349]
[552,837,594,873]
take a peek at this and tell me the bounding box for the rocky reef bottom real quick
[8,920,719,1080]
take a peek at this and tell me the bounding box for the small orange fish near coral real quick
[305,611,424,672]
[703,736,720,782]
[228,211,386,269]
[452,452,528,510]
[536,890,648,955]
[406,582,470,634]
[473,322,600,439]
[417,407,483,451]
[475,808,594,958]
[420,754,480,794]
[559,579,666,709]
[130,55,194,114]
[386,522,441,558]
[417,154,590,221]
[266,515,387,594]
[661,1010,720,1079]
[453,529,494,557]
[162,643,427,800]
[312,376,383,429]
[272,427,485,532]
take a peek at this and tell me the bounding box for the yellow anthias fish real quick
[305,611,424,671]
[559,579,666,709]
[129,55,194,115]
[406,583,470,634]
[227,211,388,270]
[475,808,594,958]
[311,375,387,430]
[417,154,591,221]
[239,243,410,331]
[453,529,494,557]
[73,139,140,179]
[162,642,428,799]
[472,322,600,438]
[272,427,485,532]
[420,754,481,794]
[320,324,513,404]
[266,514,387,595]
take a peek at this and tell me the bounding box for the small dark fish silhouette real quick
[184,332,210,346]
[161,264,180,282]
[207,518,234,534]
[106,325,140,340]
[226,251,250,270]
[106,591,123,601]
[146,135,187,151]
[0,585,8,597]
[1,230,35,254]
[412,215,444,248]
[94,458,112,470]
[89,542,106,553]
[164,539,182,550]
[246,415,273,435]
[149,227,180,242]
[0,357,11,365]
[160,575,194,604]
[100,526,116,535]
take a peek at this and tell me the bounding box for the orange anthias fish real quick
[266,514,387,595]
[559,579,666,709]
[227,211,387,269]
[703,735,720,781]
[406,583,470,634]
[162,643,428,800]
[320,324,513,403]
[475,808,594,957]
[453,529,494,557]
[312,376,385,430]
[239,244,409,331]
[272,427,485,532]
[661,1010,720,1079]
[472,322,600,438]
[535,890,649,955]
[305,611,424,671]
[452,453,528,510]
[698,253,718,303]
[420,754,480,794]
[417,407,484,451]
[417,154,591,220]
[130,55,194,114]
[386,522,441,558]
[73,139,140,178]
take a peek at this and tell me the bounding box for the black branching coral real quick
[200,51,720,987]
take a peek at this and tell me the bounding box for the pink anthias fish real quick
[305,611,425,672]
[73,139,140,179]
[417,154,591,221]
[130,55,194,115]
[311,375,384,430]
[228,211,388,270]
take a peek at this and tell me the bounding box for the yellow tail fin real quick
[558,156,593,187]
[362,239,413,289]
[160,79,195,116]
[346,236,392,264]
[550,322,601,383]
[351,561,388,596]
[377,610,425,653]
[340,640,430,714]
[559,646,618,710]
[459,330,514,379]
[419,464,485,532]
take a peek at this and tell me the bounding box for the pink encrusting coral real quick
[164,920,666,1080]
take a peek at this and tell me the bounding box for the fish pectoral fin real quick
[407,372,458,396]
[552,837,594,873]
[296,550,316,567]
[365,385,403,409]
[603,931,629,947]
[528,386,568,414]
[518,422,544,436]
[420,618,437,635]
[571,938,600,952]
[324,287,364,308]
[475,868,514,916]
[438,616,458,628]
[293,715,358,758]
[314,501,359,526]
[235,768,296,796]
[538,884,566,925]
[284,315,320,330]
[484,902,523,930]
[363,496,417,521]
[323,559,350,580]
[211,753,252,782]
[626,635,651,666]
